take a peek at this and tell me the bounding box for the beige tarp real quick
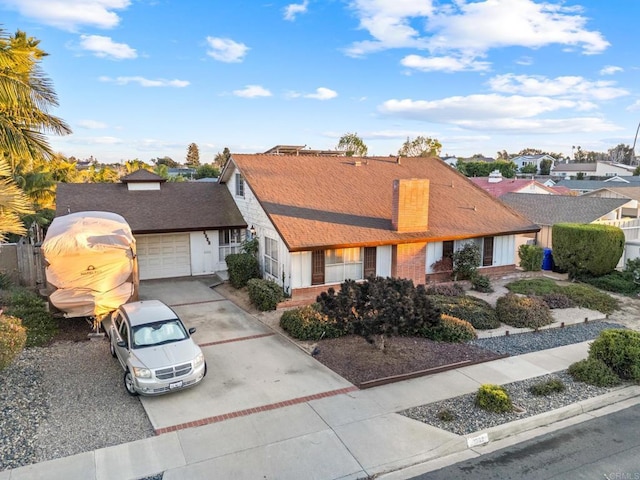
[42,211,138,318]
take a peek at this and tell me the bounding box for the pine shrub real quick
[529,378,565,396]
[568,358,621,387]
[496,293,553,329]
[475,384,513,413]
[561,284,618,314]
[0,314,27,370]
[588,329,640,382]
[540,292,576,309]
[279,304,345,341]
[424,282,464,297]
[425,314,477,343]
[246,278,284,311]
[506,278,559,296]
[471,274,493,293]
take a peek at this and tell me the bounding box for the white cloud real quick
[346,0,609,68]
[79,35,136,59]
[206,37,249,63]
[77,119,107,129]
[304,87,338,100]
[489,74,628,101]
[284,0,308,21]
[515,56,533,66]
[401,54,490,72]
[627,100,640,112]
[0,0,130,31]
[99,76,190,87]
[600,65,623,75]
[233,85,272,98]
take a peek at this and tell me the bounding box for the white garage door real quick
[136,234,191,280]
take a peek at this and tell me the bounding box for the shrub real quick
[226,253,260,288]
[506,278,559,296]
[431,295,500,330]
[247,278,284,311]
[0,314,27,370]
[4,288,57,347]
[279,304,345,341]
[561,284,618,314]
[539,292,576,309]
[425,314,477,343]
[552,223,624,279]
[431,257,453,274]
[495,293,553,329]
[568,358,621,387]
[452,243,481,281]
[424,282,464,297]
[475,384,513,413]
[518,244,544,271]
[589,329,640,382]
[580,271,640,297]
[529,378,565,396]
[437,409,456,422]
[471,274,493,293]
[0,272,13,290]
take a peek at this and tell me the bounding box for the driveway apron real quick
[136,278,353,432]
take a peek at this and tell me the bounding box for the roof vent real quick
[353,160,362,167]
[488,170,503,183]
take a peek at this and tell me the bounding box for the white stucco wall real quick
[426,235,516,273]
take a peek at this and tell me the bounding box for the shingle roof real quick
[500,193,628,225]
[469,177,556,197]
[586,186,640,201]
[552,163,597,172]
[55,182,246,233]
[230,154,539,251]
[121,169,165,182]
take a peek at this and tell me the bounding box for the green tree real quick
[152,156,178,168]
[540,158,553,175]
[520,163,537,174]
[608,144,634,165]
[195,163,220,179]
[121,159,152,176]
[398,136,442,157]
[186,143,200,167]
[337,132,368,157]
[213,147,231,169]
[0,158,32,241]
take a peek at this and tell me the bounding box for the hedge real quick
[247,278,284,311]
[226,253,260,288]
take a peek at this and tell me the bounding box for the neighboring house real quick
[470,170,557,197]
[219,154,539,302]
[55,170,246,280]
[582,186,640,218]
[551,162,635,179]
[511,154,556,172]
[440,156,458,167]
[553,176,640,195]
[500,193,630,249]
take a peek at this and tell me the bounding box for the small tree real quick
[452,243,481,281]
[194,164,219,179]
[520,163,537,174]
[539,158,553,175]
[337,132,368,157]
[186,143,200,167]
[398,136,442,157]
[214,147,231,169]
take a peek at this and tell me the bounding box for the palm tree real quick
[0,157,32,241]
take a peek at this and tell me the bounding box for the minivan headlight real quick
[133,367,151,378]
[194,353,204,368]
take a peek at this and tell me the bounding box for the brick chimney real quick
[391,179,430,232]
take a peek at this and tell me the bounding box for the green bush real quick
[437,409,456,422]
[471,274,493,293]
[529,378,565,396]
[561,284,618,314]
[0,314,27,370]
[568,358,621,387]
[580,270,640,297]
[279,304,345,340]
[539,293,576,309]
[589,329,640,382]
[424,282,464,297]
[4,288,57,347]
[247,278,284,311]
[552,223,624,279]
[518,244,543,271]
[226,253,260,288]
[425,314,477,343]
[431,295,500,330]
[475,384,513,413]
[452,243,481,281]
[495,293,553,329]
[506,278,560,296]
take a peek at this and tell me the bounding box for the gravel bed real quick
[0,339,154,472]
[401,371,617,436]
[470,320,625,355]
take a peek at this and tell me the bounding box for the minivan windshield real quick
[132,319,188,348]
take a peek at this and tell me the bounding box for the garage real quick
[137,233,191,280]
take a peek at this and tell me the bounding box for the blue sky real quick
[2,0,640,164]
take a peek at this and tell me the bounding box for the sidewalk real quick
[4,341,640,480]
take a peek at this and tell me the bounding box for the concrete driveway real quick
[137,277,353,432]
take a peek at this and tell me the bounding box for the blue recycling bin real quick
[542,248,553,271]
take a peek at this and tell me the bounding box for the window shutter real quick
[482,237,494,266]
[364,247,376,278]
[312,250,325,285]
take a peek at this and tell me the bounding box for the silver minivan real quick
[105,300,207,396]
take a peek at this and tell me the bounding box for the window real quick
[119,320,129,347]
[442,241,454,259]
[363,247,376,278]
[325,248,363,284]
[482,236,494,266]
[235,173,244,197]
[312,250,325,285]
[264,237,279,277]
[219,228,242,260]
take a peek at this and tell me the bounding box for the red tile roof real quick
[230,155,539,251]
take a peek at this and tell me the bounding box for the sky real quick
[2,0,640,165]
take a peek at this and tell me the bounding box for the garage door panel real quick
[137,234,191,280]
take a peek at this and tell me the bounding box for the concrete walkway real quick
[4,340,640,480]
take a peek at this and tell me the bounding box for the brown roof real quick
[55,182,246,234]
[121,169,166,183]
[229,154,539,251]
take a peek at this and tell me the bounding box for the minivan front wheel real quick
[124,371,139,396]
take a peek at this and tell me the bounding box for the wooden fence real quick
[0,240,47,290]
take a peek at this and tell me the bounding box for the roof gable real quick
[121,169,165,183]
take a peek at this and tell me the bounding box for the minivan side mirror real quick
[117,340,126,348]
[188,327,196,335]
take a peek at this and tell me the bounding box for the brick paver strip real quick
[154,386,358,435]
[198,332,275,347]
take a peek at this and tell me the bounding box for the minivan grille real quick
[155,363,192,380]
